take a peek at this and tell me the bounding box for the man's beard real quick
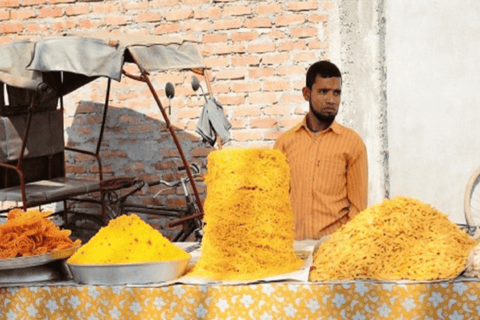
[310,103,337,124]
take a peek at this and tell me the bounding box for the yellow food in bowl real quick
[67,214,190,264]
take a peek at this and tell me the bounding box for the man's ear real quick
[302,87,310,101]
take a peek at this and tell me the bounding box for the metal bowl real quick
[67,257,190,285]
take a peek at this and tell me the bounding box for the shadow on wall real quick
[64,101,214,210]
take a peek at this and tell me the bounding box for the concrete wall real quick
[386,0,480,223]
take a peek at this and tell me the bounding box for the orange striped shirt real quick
[274,117,368,240]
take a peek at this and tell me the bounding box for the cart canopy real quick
[0,33,206,112]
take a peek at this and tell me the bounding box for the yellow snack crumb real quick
[67,214,190,264]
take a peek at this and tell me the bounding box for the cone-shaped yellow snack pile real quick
[67,214,189,264]
[189,147,303,281]
[310,196,478,281]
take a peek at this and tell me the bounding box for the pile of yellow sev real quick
[188,147,303,281]
[0,208,80,258]
[309,196,478,281]
[67,214,189,264]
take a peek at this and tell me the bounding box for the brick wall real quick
[0,0,333,216]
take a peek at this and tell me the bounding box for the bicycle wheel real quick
[63,213,104,244]
[464,165,480,230]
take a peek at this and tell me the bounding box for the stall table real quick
[2,278,480,319]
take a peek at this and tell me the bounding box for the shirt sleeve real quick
[346,141,368,218]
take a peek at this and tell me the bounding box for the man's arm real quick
[346,144,368,218]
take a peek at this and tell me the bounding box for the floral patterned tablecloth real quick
[2,279,480,319]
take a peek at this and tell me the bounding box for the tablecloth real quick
[2,278,480,319]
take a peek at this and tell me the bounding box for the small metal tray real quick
[67,257,190,285]
[0,245,80,270]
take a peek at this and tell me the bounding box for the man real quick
[274,60,368,240]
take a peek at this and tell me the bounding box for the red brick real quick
[191,147,212,157]
[248,42,275,53]
[280,117,303,128]
[232,82,258,93]
[214,18,243,30]
[248,92,278,105]
[279,40,307,52]
[216,68,245,80]
[277,66,305,76]
[250,118,277,129]
[249,68,275,78]
[49,0,74,3]
[78,18,101,29]
[155,23,180,34]
[230,118,247,129]
[281,93,306,104]
[105,16,128,26]
[183,20,211,32]
[308,39,328,49]
[124,1,148,10]
[203,33,228,43]
[0,10,9,20]
[165,9,193,21]
[231,56,260,66]
[11,9,35,19]
[92,3,120,13]
[232,31,258,42]
[65,6,89,16]
[291,27,318,38]
[123,162,144,173]
[264,131,283,141]
[128,124,154,133]
[215,43,245,55]
[205,57,229,68]
[288,1,318,11]
[176,107,201,120]
[262,53,289,65]
[294,51,317,62]
[51,20,76,31]
[268,30,287,39]
[102,151,127,159]
[217,94,244,106]
[38,8,63,18]
[194,7,221,19]
[0,22,21,33]
[210,83,230,94]
[232,106,260,117]
[66,164,86,174]
[0,0,18,7]
[308,13,328,23]
[263,79,290,92]
[231,130,262,141]
[263,104,293,116]
[23,0,44,5]
[245,18,271,28]
[136,12,162,23]
[224,5,251,16]
[256,3,281,15]
[275,14,304,26]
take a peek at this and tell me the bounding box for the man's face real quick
[303,75,342,122]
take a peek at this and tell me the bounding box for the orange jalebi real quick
[0,208,80,259]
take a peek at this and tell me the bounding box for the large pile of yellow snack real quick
[310,196,478,281]
[67,214,189,264]
[188,147,303,281]
[0,209,80,259]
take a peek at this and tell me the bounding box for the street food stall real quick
[2,34,480,319]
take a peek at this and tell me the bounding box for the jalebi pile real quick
[188,147,303,281]
[0,208,80,258]
[309,196,478,281]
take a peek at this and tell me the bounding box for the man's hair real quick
[306,61,342,89]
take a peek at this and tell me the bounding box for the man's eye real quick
[334,90,341,96]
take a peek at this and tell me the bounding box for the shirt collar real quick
[295,115,342,134]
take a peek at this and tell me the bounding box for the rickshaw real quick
[0,32,224,242]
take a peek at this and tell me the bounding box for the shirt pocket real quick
[314,157,347,195]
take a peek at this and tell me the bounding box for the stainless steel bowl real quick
[67,257,190,285]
